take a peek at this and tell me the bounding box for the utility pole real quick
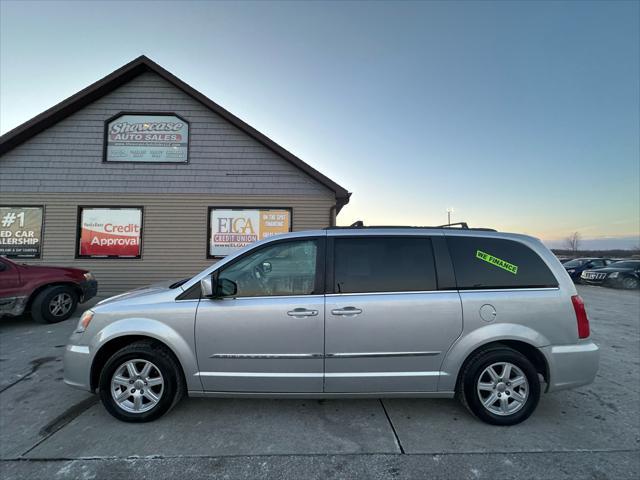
[446,207,454,226]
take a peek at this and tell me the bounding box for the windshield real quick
[563,259,585,268]
[609,261,640,269]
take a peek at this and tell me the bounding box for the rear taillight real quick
[571,295,590,339]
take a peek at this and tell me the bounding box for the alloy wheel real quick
[476,362,529,416]
[111,359,164,413]
[48,293,73,317]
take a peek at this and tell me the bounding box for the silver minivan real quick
[64,226,599,425]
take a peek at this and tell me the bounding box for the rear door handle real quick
[331,307,362,316]
[287,308,318,317]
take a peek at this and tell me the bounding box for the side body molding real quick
[438,323,551,391]
[91,317,201,391]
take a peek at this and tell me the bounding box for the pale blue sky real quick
[1,1,638,248]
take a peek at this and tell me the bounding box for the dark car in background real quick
[0,257,98,323]
[563,258,615,282]
[581,260,640,290]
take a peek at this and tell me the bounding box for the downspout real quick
[329,205,337,227]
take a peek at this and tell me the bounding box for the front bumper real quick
[79,279,98,303]
[63,342,93,392]
[540,341,599,392]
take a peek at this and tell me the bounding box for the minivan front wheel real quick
[98,341,184,422]
[459,346,540,426]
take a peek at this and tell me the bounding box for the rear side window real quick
[447,236,558,289]
[333,237,437,293]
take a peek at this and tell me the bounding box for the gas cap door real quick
[480,304,497,322]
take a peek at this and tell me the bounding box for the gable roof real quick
[0,55,350,211]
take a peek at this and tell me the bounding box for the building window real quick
[104,112,189,163]
[77,207,143,259]
[0,206,44,258]
[208,207,292,258]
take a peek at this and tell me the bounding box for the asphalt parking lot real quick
[0,285,638,479]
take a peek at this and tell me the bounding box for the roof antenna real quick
[350,220,364,227]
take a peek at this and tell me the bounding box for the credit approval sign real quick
[209,208,291,257]
[78,207,143,258]
[105,114,189,163]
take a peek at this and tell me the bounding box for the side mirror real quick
[261,261,272,274]
[215,278,237,297]
[200,275,214,297]
[201,274,237,298]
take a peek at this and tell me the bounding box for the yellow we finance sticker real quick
[476,250,518,275]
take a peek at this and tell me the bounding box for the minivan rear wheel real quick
[458,346,540,426]
[98,341,184,422]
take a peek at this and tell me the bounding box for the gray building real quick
[0,56,350,296]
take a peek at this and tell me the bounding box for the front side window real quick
[447,236,558,289]
[218,239,318,297]
[333,237,437,293]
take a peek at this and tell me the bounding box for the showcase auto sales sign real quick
[79,208,142,257]
[105,114,189,162]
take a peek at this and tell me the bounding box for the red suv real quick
[0,257,98,323]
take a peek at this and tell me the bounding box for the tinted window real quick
[447,236,558,289]
[219,240,318,297]
[589,259,605,268]
[333,237,437,293]
[563,259,585,268]
[610,261,640,269]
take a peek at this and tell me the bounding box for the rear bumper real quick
[540,341,599,392]
[79,279,98,303]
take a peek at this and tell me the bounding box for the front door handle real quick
[287,308,318,317]
[331,307,362,316]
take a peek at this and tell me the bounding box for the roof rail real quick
[436,222,469,229]
[325,221,496,232]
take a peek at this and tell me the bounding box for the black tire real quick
[98,341,184,422]
[458,346,541,426]
[622,276,639,290]
[31,285,78,324]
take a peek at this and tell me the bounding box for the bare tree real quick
[564,232,581,255]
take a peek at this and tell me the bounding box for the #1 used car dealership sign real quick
[105,113,189,162]
[0,206,44,258]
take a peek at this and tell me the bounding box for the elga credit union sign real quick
[78,207,143,258]
[105,114,189,162]
[0,206,44,258]
[209,208,291,257]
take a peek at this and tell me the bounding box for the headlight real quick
[75,310,94,333]
[609,272,619,278]
[83,272,95,281]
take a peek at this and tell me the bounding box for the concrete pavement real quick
[1,286,638,479]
